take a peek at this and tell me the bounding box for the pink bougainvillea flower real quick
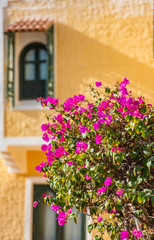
[97,216,103,222]
[67,161,73,165]
[63,97,74,111]
[116,188,124,196]
[85,174,91,181]
[36,96,43,102]
[63,94,85,112]
[36,97,48,107]
[41,124,49,131]
[97,186,107,194]
[98,100,109,111]
[43,173,46,177]
[117,146,124,151]
[77,164,86,170]
[104,177,112,187]
[86,112,92,119]
[79,125,87,133]
[76,141,88,154]
[54,114,63,124]
[42,132,49,142]
[95,134,102,144]
[67,161,77,165]
[119,77,129,96]
[132,229,143,239]
[43,194,47,197]
[41,144,48,151]
[110,208,118,217]
[47,96,59,109]
[59,135,65,142]
[35,165,42,173]
[54,146,68,158]
[67,208,72,214]
[105,114,112,125]
[47,155,54,163]
[111,148,116,152]
[120,230,129,239]
[77,94,85,102]
[93,122,100,130]
[57,211,68,226]
[33,201,39,208]
[95,81,102,87]
[88,103,95,113]
[97,111,106,118]
[35,161,49,172]
[51,204,61,213]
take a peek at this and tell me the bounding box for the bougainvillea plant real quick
[35,78,154,240]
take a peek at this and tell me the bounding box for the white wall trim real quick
[25,177,92,240]
[0,3,5,144]
[86,213,92,240]
[0,0,8,7]
[13,100,42,110]
[0,137,43,151]
[0,0,13,145]
[24,177,45,240]
[54,20,57,98]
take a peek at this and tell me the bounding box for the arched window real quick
[19,42,47,100]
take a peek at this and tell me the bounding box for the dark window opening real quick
[19,43,47,100]
[33,185,86,240]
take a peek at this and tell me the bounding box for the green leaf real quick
[116,203,122,211]
[141,129,149,138]
[147,161,151,169]
[105,87,111,94]
[148,156,154,168]
[88,224,93,233]
[74,216,77,224]
[134,117,140,123]
[137,177,142,184]
[137,195,144,204]
[82,133,87,139]
[94,235,102,240]
[114,102,121,108]
[135,125,141,134]
[125,115,133,122]
[143,149,151,156]
[151,196,154,207]
[93,222,98,228]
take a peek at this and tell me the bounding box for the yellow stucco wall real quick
[7,146,46,173]
[3,0,154,137]
[4,108,45,136]
[0,159,25,240]
[1,1,154,240]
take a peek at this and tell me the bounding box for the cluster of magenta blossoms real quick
[34,78,153,240]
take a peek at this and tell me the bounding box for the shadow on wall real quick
[5,22,154,137]
[57,23,154,104]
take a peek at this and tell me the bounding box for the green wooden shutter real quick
[46,24,54,98]
[6,33,15,106]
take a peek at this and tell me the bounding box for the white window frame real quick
[14,32,46,110]
[24,177,92,240]
[13,23,57,110]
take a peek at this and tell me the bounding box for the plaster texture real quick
[0,159,25,240]
[3,0,154,137]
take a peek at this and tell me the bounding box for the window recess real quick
[4,18,55,107]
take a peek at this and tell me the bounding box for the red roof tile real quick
[5,18,54,33]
